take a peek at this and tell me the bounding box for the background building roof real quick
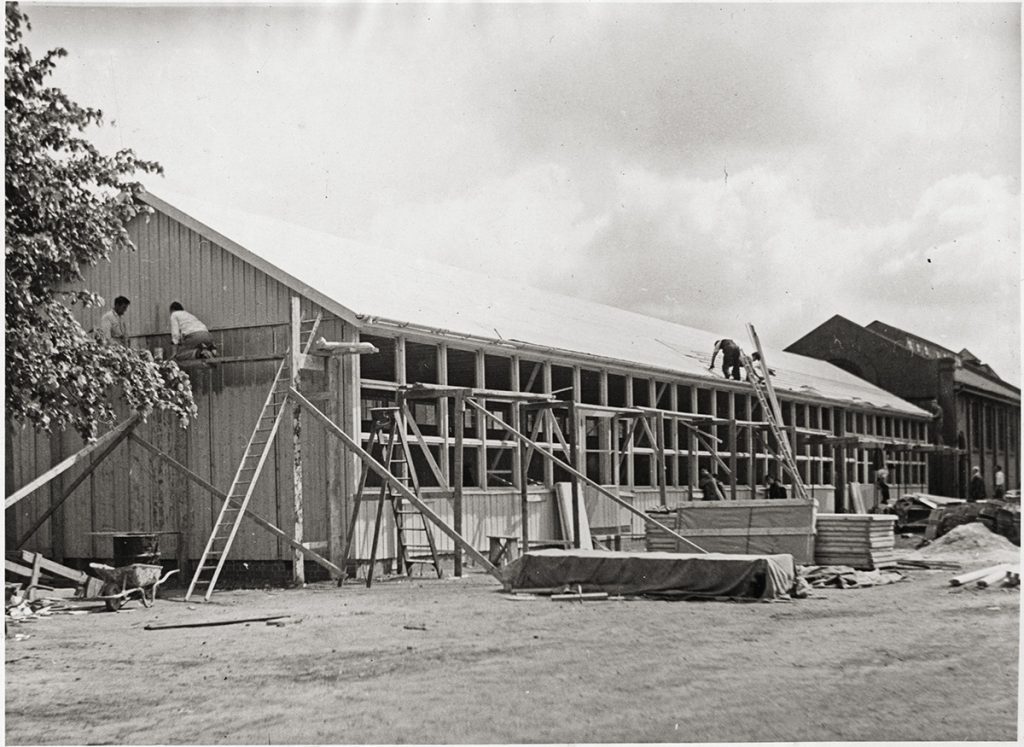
[142,189,929,417]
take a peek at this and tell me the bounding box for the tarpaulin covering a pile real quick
[501,549,796,601]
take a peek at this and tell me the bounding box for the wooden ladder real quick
[185,314,322,601]
[362,407,443,587]
[742,324,810,502]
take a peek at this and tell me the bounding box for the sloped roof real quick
[141,189,929,417]
[867,320,959,359]
[869,320,1016,397]
[954,367,1020,402]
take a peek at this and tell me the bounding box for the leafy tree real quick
[5,3,196,440]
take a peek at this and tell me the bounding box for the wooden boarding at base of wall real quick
[645,499,816,563]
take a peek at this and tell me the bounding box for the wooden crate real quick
[645,499,816,563]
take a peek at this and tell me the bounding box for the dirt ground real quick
[5,556,1020,745]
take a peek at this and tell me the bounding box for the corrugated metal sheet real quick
[74,209,295,339]
[141,189,928,417]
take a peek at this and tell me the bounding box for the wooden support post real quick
[438,343,450,485]
[292,402,305,586]
[728,393,738,501]
[542,362,554,486]
[510,355,522,490]
[339,325,362,573]
[655,411,668,508]
[453,391,465,577]
[624,375,635,490]
[788,421,799,488]
[611,417,621,487]
[599,372,611,485]
[669,385,680,489]
[709,387,719,485]
[517,402,530,552]
[326,355,344,573]
[290,298,305,586]
[745,395,755,498]
[568,401,582,549]
[475,351,487,488]
[686,387,697,500]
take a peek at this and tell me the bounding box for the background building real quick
[787,315,1019,499]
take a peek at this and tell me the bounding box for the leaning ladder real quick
[357,407,443,587]
[741,324,810,502]
[185,314,322,601]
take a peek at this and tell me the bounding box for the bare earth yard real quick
[5,563,1019,745]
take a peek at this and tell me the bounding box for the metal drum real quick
[112,533,160,567]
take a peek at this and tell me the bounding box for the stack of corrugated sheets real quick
[814,514,897,570]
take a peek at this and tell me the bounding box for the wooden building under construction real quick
[6,190,937,579]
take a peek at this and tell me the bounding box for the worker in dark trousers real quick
[698,468,726,501]
[968,466,987,502]
[709,339,742,381]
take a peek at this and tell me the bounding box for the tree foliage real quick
[5,3,196,440]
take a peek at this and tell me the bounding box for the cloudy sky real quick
[21,2,1022,382]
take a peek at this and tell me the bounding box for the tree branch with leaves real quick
[5,3,196,440]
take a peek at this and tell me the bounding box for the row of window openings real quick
[361,336,927,441]
[969,403,1018,452]
[364,387,925,446]
[364,393,854,455]
[357,426,927,490]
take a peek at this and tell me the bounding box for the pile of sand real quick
[903,522,1021,566]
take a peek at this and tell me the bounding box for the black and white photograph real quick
[5,1,1020,744]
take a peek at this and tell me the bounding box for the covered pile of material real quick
[902,522,1021,566]
[500,549,797,601]
[800,565,905,589]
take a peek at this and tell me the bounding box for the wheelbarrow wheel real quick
[105,596,126,612]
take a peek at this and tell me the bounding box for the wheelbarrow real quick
[88,563,179,611]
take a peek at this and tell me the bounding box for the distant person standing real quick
[875,464,891,505]
[994,465,1006,501]
[169,302,216,361]
[97,295,130,346]
[709,339,742,381]
[968,466,987,503]
[926,398,944,444]
[768,476,787,499]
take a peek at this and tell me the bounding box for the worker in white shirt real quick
[169,301,216,360]
[97,296,130,346]
[994,465,1006,501]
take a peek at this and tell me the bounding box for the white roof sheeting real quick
[143,189,928,417]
